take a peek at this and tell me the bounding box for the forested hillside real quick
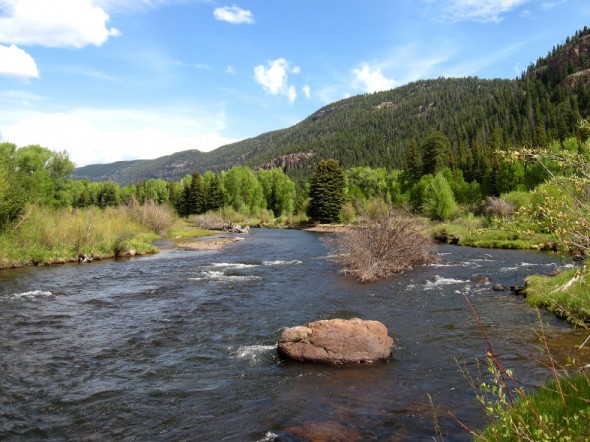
[73,27,590,185]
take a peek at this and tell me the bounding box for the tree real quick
[421,131,451,175]
[221,166,264,214]
[423,172,458,220]
[96,181,120,208]
[402,139,423,183]
[203,172,224,212]
[187,172,206,215]
[307,159,347,223]
[258,168,296,217]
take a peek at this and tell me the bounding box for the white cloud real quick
[302,84,311,99]
[1,107,237,166]
[351,62,396,93]
[0,44,39,80]
[0,0,120,48]
[444,0,529,23]
[253,58,301,103]
[213,5,254,24]
[225,65,236,74]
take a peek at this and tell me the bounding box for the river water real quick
[1,229,588,441]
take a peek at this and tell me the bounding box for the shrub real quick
[128,200,176,235]
[501,190,532,210]
[331,200,435,282]
[483,196,515,218]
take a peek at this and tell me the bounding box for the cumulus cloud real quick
[1,107,237,166]
[0,44,39,80]
[351,63,395,93]
[0,0,120,48]
[213,5,254,24]
[254,58,301,103]
[444,0,529,23]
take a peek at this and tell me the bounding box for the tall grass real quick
[0,204,179,268]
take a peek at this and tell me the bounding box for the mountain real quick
[73,28,590,186]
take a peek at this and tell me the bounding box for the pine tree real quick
[205,174,224,212]
[307,159,347,223]
[421,131,451,175]
[188,172,206,214]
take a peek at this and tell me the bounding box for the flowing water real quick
[1,229,588,441]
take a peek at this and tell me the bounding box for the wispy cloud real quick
[442,0,530,23]
[540,0,567,11]
[302,84,311,99]
[254,58,300,103]
[214,5,255,24]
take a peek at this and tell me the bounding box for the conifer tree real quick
[307,159,347,223]
[421,131,451,175]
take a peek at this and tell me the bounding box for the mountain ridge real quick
[73,27,590,185]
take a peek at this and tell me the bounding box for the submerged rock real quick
[278,318,393,364]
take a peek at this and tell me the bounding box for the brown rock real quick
[285,421,361,442]
[472,276,490,284]
[278,318,393,364]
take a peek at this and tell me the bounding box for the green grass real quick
[525,268,590,328]
[478,372,590,441]
[431,215,559,251]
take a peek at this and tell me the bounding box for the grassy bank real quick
[477,371,590,441]
[431,216,559,251]
[525,267,590,328]
[0,203,213,269]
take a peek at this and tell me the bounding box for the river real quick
[1,228,588,441]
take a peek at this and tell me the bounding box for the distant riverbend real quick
[1,229,588,440]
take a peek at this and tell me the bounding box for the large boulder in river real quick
[278,318,393,364]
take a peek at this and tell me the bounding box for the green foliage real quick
[222,166,265,215]
[478,369,590,441]
[307,159,347,223]
[501,190,533,210]
[258,168,296,216]
[422,172,458,220]
[409,174,434,212]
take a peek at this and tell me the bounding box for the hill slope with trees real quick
[73,27,590,185]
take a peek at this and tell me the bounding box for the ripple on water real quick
[1,290,53,301]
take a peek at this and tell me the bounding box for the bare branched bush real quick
[189,212,226,230]
[331,203,436,282]
[483,196,515,218]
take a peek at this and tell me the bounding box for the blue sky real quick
[0,0,589,166]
